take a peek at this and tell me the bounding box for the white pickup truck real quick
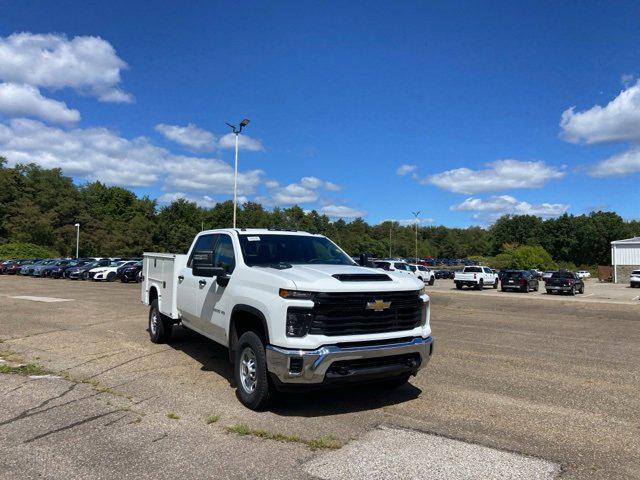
[141,229,433,410]
[454,266,499,290]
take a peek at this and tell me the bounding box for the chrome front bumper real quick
[265,336,433,384]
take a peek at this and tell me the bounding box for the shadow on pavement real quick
[166,325,422,416]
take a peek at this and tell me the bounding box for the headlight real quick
[279,289,314,300]
[286,308,314,337]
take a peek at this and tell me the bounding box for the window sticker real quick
[247,236,260,241]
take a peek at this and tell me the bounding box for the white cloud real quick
[157,192,217,209]
[155,123,215,152]
[0,118,160,186]
[0,32,132,103]
[218,132,264,151]
[163,156,264,195]
[396,164,417,176]
[425,160,565,194]
[0,83,80,123]
[262,175,341,206]
[319,204,365,219]
[589,147,640,177]
[560,80,640,144]
[0,118,264,192]
[299,176,340,191]
[451,195,569,222]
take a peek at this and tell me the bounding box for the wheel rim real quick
[239,347,258,394]
[150,309,158,336]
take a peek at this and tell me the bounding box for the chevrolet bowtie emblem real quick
[366,299,391,312]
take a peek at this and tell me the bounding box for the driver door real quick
[196,234,236,344]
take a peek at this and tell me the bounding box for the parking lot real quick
[1,275,638,479]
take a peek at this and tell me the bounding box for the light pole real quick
[412,211,420,264]
[225,118,250,228]
[74,223,80,258]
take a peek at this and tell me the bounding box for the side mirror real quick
[192,251,225,278]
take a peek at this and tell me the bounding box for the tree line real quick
[1,159,638,266]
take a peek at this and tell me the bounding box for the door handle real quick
[178,275,184,282]
[199,279,207,286]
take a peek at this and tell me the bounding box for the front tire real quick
[107,272,117,282]
[148,299,172,343]
[234,331,272,411]
[428,276,435,286]
[81,271,89,280]
[493,280,498,289]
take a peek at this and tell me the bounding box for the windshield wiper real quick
[255,262,293,270]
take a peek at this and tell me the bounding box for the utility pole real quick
[225,118,250,228]
[412,211,421,264]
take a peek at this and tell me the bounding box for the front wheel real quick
[234,331,272,411]
[546,289,552,295]
[493,280,498,289]
[81,271,89,280]
[428,277,435,286]
[148,299,172,343]
[107,272,117,282]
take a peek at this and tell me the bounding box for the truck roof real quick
[197,228,322,237]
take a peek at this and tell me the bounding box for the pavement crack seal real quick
[224,423,342,451]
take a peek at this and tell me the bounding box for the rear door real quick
[197,233,236,344]
[177,233,218,325]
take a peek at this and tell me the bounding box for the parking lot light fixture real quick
[226,118,250,229]
[412,211,420,264]
[74,223,80,258]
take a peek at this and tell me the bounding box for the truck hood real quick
[258,264,424,292]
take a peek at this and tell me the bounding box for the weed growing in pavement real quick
[206,414,220,424]
[166,413,180,420]
[0,363,47,376]
[224,423,341,450]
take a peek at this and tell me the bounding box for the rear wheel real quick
[234,331,272,410]
[456,283,462,290]
[148,299,172,343]
[81,271,89,280]
[476,279,484,290]
[546,289,552,295]
[579,284,584,294]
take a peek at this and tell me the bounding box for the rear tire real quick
[476,279,484,290]
[81,271,89,280]
[546,289,552,295]
[148,299,172,344]
[455,283,462,290]
[234,331,272,411]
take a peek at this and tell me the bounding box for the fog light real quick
[286,308,313,337]
[289,357,303,374]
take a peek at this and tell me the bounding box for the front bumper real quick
[265,336,433,385]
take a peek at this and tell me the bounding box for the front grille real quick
[309,290,422,336]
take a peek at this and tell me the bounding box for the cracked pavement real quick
[0,276,638,479]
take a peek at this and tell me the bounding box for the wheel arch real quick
[228,305,270,362]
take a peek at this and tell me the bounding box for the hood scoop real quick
[332,273,392,282]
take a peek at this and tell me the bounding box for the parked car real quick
[529,270,543,280]
[454,266,499,290]
[372,260,416,278]
[408,264,435,285]
[49,260,83,279]
[576,270,591,279]
[501,270,539,292]
[545,270,584,295]
[89,260,137,281]
[630,270,640,288]
[32,259,59,277]
[118,261,143,283]
[67,260,108,280]
[5,260,28,275]
[20,260,44,276]
[0,260,17,274]
[142,228,433,410]
[542,271,555,282]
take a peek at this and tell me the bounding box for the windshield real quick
[552,271,574,279]
[238,234,355,267]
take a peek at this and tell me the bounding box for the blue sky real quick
[1,0,640,226]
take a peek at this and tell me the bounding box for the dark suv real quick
[501,270,539,293]
[545,270,584,295]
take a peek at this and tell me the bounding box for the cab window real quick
[213,234,236,274]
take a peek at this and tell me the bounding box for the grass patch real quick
[166,413,180,420]
[206,414,220,424]
[0,363,47,376]
[224,423,341,450]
